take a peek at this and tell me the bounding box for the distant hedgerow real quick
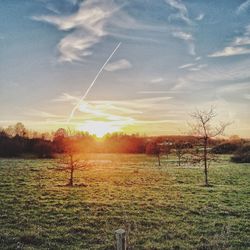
[231,144,250,163]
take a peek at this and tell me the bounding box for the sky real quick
[0,0,250,137]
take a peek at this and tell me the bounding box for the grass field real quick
[0,154,249,249]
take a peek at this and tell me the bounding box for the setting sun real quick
[77,121,121,137]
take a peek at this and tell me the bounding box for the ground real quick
[0,154,249,249]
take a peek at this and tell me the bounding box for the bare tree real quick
[174,141,191,166]
[55,128,90,187]
[67,152,81,186]
[57,140,90,187]
[189,107,230,186]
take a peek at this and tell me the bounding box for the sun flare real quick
[77,121,121,137]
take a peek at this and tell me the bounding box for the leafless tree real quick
[189,107,231,186]
[56,128,90,187]
[66,153,89,186]
[174,142,190,166]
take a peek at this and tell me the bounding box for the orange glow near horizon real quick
[77,121,122,138]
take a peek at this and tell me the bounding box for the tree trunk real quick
[69,154,74,186]
[204,138,208,186]
[157,154,161,166]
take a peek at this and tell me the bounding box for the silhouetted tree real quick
[14,123,27,137]
[53,128,68,153]
[60,134,89,187]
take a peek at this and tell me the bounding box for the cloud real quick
[236,0,250,14]
[166,0,198,56]
[33,1,121,62]
[232,26,250,46]
[195,13,205,21]
[33,1,165,63]
[165,0,192,25]
[105,59,132,72]
[179,63,207,71]
[150,78,164,83]
[52,93,79,103]
[173,58,250,90]
[188,43,196,56]
[208,25,250,57]
[208,46,250,57]
[47,92,181,135]
[188,64,207,71]
[232,37,250,46]
[172,31,196,55]
[178,63,196,69]
[172,31,193,41]
[217,82,250,94]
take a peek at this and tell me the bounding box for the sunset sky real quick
[0,0,250,137]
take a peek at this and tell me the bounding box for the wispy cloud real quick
[165,0,192,25]
[208,25,250,57]
[172,31,193,41]
[174,58,250,90]
[52,93,79,103]
[33,1,164,63]
[188,64,207,71]
[33,1,122,62]
[217,82,250,94]
[172,31,196,55]
[195,13,205,21]
[165,0,199,56]
[208,46,250,57]
[105,59,132,72]
[45,92,182,135]
[236,0,250,14]
[52,93,175,123]
[150,78,164,83]
[178,63,195,69]
[232,25,250,46]
[179,63,207,71]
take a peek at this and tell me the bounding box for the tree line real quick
[0,122,248,160]
[0,124,199,157]
[1,107,249,187]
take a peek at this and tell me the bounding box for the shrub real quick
[0,138,24,157]
[231,144,250,163]
[211,142,240,154]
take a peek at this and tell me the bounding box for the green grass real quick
[0,154,249,249]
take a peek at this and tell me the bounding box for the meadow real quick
[0,154,249,250]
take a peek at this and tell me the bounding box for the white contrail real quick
[67,42,122,123]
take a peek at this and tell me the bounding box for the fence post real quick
[115,229,126,250]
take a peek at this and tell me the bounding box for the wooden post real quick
[115,229,126,250]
